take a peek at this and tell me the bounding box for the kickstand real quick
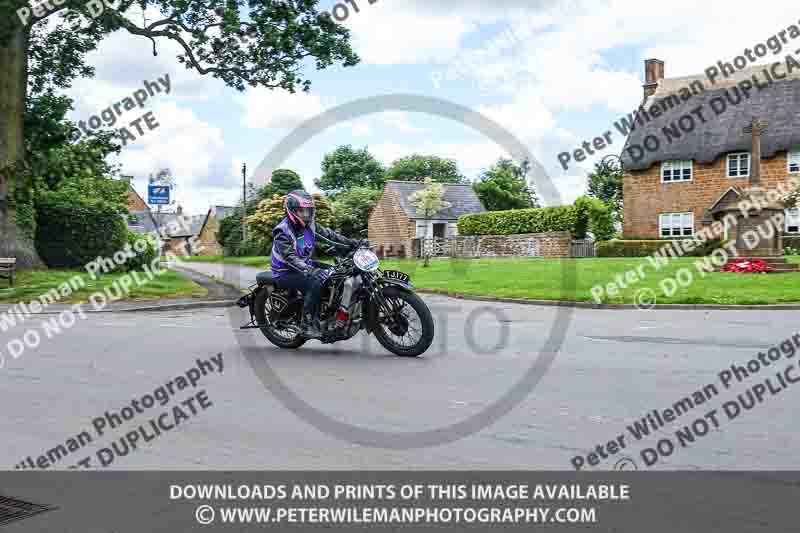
[239,317,261,330]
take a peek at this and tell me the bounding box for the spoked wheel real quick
[371,286,434,357]
[254,288,307,349]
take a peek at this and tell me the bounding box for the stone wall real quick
[623,150,797,238]
[417,231,572,258]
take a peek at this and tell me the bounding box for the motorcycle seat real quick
[256,271,274,286]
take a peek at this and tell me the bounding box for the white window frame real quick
[661,160,693,183]
[659,212,694,238]
[727,152,751,178]
[786,208,800,233]
[788,148,800,174]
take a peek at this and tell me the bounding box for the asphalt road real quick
[1,263,799,470]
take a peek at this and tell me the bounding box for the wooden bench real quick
[0,258,16,287]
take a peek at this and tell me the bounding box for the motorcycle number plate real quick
[383,270,411,284]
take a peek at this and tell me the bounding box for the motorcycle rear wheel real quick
[254,288,307,349]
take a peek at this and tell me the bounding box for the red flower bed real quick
[720,258,774,273]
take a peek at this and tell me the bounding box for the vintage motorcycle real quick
[237,241,434,357]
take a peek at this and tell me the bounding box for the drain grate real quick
[0,494,56,527]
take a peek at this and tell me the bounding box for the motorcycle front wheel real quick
[370,286,435,357]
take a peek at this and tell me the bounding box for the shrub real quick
[123,231,158,271]
[596,238,727,257]
[36,191,128,268]
[785,245,800,256]
[575,196,615,242]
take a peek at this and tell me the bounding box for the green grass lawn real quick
[184,255,800,305]
[0,269,207,304]
[182,255,270,267]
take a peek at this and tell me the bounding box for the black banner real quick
[0,471,795,532]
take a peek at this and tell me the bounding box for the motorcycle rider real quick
[270,190,361,338]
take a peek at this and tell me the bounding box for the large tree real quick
[586,159,623,224]
[385,154,466,184]
[316,145,385,196]
[258,168,303,199]
[473,158,538,211]
[0,0,358,265]
[332,185,381,237]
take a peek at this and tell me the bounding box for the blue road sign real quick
[148,185,171,205]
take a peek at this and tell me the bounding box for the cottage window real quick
[661,160,692,182]
[659,212,694,238]
[727,152,750,178]
[786,209,800,233]
[788,149,800,173]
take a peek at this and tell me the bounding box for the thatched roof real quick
[621,65,800,171]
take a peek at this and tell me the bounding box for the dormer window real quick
[727,152,750,178]
[789,149,800,173]
[661,160,692,182]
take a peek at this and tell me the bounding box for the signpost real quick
[148,169,176,260]
[148,185,171,205]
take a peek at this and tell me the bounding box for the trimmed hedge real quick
[596,238,727,257]
[458,205,577,236]
[36,192,128,268]
[457,197,616,241]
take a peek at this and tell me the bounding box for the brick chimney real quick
[643,58,664,98]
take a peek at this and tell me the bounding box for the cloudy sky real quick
[61,0,800,214]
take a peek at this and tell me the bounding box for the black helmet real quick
[285,189,315,227]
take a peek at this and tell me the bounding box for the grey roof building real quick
[384,180,486,220]
[368,180,486,256]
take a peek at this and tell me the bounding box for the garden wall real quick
[412,231,572,258]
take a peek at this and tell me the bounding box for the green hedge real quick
[458,196,616,241]
[36,192,128,268]
[596,238,727,257]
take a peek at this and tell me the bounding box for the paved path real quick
[175,261,266,291]
[1,262,799,470]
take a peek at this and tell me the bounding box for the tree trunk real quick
[0,22,41,267]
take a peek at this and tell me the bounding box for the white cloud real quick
[240,88,330,129]
[112,101,236,214]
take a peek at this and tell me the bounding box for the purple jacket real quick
[270,218,356,279]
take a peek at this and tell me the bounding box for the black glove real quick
[307,267,330,283]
